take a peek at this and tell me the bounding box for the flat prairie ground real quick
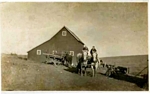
[1,54,148,91]
[100,55,148,76]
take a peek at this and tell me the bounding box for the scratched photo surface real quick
[0,2,148,91]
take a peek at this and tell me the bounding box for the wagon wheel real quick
[106,69,112,77]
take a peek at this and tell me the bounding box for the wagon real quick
[43,53,64,65]
[104,65,128,77]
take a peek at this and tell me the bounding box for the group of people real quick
[82,45,97,56]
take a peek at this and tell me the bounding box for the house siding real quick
[28,27,84,64]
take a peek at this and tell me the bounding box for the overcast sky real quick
[0,2,148,57]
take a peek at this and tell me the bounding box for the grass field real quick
[1,54,148,91]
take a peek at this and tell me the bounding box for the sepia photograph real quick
[0,2,149,91]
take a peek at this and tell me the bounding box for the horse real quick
[90,52,99,77]
[76,51,88,76]
[63,52,73,68]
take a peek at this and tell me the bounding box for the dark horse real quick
[63,52,73,68]
[76,51,88,76]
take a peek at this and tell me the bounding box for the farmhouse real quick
[27,26,84,63]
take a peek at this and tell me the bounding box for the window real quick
[52,50,55,54]
[70,51,74,56]
[52,50,57,54]
[37,50,41,55]
[62,31,67,36]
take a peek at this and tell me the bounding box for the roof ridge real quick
[64,26,84,44]
[28,26,84,52]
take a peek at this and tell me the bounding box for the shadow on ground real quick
[113,74,148,88]
[64,66,148,90]
[99,72,148,89]
[64,67,78,74]
[64,67,92,77]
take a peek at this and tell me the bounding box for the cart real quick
[43,53,63,65]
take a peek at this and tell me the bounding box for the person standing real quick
[83,45,89,52]
[90,46,97,55]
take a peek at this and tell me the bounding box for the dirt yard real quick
[1,54,147,91]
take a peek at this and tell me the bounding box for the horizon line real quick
[1,52,148,58]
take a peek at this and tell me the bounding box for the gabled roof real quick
[27,26,84,52]
[64,26,84,44]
